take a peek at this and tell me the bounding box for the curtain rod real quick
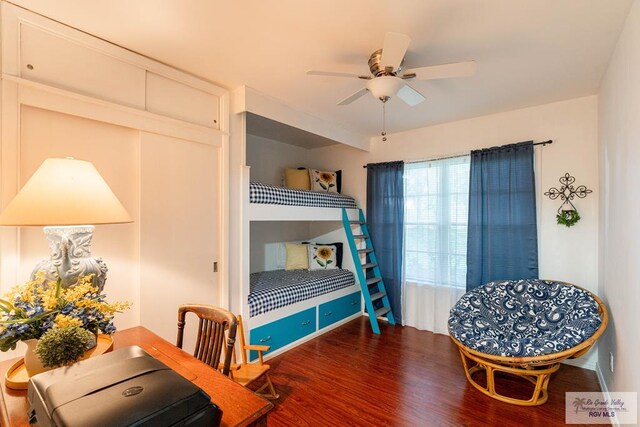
[362,140,553,168]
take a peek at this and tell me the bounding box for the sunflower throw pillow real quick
[309,169,338,193]
[308,244,338,270]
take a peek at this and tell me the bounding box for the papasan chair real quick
[448,279,608,406]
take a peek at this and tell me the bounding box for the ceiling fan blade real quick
[307,70,369,79]
[396,83,425,106]
[381,32,411,71]
[337,88,369,105]
[403,61,477,80]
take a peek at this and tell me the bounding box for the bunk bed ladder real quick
[342,208,396,334]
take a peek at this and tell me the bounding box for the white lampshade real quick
[0,157,132,226]
[366,76,405,99]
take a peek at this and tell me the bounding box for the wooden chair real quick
[228,315,279,399]
[176,304,237,377]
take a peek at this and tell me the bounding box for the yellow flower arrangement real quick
[0,272,130,352]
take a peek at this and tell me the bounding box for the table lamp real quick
[0,157,132,291]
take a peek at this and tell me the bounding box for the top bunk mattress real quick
[250,182,358,209]
[249,268,356,317]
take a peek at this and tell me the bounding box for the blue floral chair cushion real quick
[448,279,602,358]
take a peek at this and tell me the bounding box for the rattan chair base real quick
[457,345,561,406]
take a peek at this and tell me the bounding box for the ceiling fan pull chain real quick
[381,98,387,142]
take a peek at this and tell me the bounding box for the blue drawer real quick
[249,307,316,360]
[319,291,361,329]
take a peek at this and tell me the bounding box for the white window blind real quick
[404,156,470,289]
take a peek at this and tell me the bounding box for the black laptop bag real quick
[27,345,222,427]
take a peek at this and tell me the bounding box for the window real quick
[404,156,470,288]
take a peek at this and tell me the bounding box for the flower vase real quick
[22,339,50,376]
[87,331,98,351]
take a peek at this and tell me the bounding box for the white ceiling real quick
[11,0,633,137]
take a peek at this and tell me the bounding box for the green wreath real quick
[556,209,581,227]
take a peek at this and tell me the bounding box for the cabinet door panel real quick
[146,72,219,128]
[319,291,361,329]
[20,24,146,108]
[140,133,220,348]
[249,307,317,360]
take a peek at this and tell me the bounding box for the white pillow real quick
[264,242,286,270]
[309,169,338,193]
[307,244,338,270]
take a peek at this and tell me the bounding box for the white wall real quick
[246,134,309,186]
[597,0,640,403]
[310,95,600,369]
[250,222,310,273]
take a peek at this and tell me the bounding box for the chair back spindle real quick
[177,304,237,377]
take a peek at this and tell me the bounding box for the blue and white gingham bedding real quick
[249,269,356,317]
[249,182,358,209]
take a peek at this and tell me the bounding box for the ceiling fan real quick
[307,32,477,108]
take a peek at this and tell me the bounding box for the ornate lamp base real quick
[30,225,108,291]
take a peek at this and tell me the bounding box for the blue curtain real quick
[366,161,404,323]
[466,142,538,291]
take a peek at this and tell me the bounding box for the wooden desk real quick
[0,326,273,426]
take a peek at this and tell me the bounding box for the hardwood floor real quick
[263,317,605,427]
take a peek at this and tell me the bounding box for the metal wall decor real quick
[544,173,592,227]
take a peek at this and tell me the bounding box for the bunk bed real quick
[244,172,362,361]
[236,101,369,362]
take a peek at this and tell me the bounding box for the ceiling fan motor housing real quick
[368,48,404,76]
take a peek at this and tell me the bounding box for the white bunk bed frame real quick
[248,201,359,222]
[242,167,362,360]
[231,87,370,361]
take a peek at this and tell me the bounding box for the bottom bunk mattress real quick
[249,269,356,317]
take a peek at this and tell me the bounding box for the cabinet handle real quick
[259,336,271,343]
[301,320,310,326]
[350,301,358,305]
[324,311,332,316]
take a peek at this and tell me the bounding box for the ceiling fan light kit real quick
[307,31,477,140]
[366,75,404,100]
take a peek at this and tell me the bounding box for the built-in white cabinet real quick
[2,2,222,129]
